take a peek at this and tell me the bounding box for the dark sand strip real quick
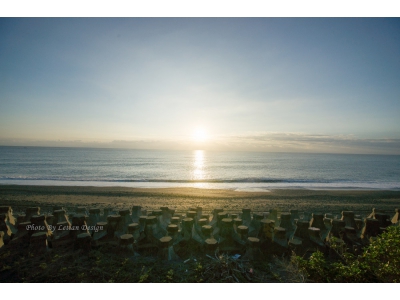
[0,185,399,217]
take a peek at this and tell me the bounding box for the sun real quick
[192,128,207,142]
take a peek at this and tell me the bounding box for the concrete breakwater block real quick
[137,216,158,248]
[76,207,88,216]
[273,227,288,248]
[260,219,275,240]
[87,208,101,234]
[343,226,362,251]
[243,237,263,261]
[310,214,326,231]
[53,210,70,227]
[0,213,12,244]
[127,223,140,242]
[293,220,310,240]
[288,238,303,255]
[249,213,263,237]
[201,225,213,239]
[236,225,249,246]
[374,213,392,228]
[218,218,237,252]
[327,219,346,241]
[209,208,223,227]
[391,209,399,225]
[361,218,380,241]
[119,233,134,250]
[268,209,279,223]
[341,211,356,229]
[289,210,300,223]
[159,236,180,261]
[25,207,40,223]
[233,218,243,231]
[75,232,92,251]
[29,232,48,253]
[308,227,326,251]
[241,208,252,227]
[70,214,89,239]
[187,211,197,220]
[131,206,142,223]
[0,207,16,232]
[204,238,218,254]
[1,204,398,262]
[90,222,109,247]
[182,218,194,241]
[107,214,122,238]
[279,213,294,238]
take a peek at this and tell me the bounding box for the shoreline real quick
[1,179,399,191]
[1,185,399,217]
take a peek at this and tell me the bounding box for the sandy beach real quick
[1,185,399,217]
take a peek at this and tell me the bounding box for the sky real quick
[1,18,400,154]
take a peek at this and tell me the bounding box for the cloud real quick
[220,132,400,154]
[0,132,399,155]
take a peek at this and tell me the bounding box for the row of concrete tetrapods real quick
[0,205,399,261]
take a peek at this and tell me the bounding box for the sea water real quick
[0,146,399,191]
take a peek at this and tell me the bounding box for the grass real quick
[2,226,399,282]
[0,241,280,283]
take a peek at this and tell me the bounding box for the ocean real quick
[0,146,399,191]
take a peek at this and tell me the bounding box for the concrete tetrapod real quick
[91,222,109,246]
[342,226,362,253]
[341,211,356,229]
[279,213,294,239]
[119,234,135,252]
[218,218,237,253]
[391,209,399,225]
[243,237,263,261]
[25,207,40,223]
[159,236,180,261]
[235,225,249,251]
[268,209,279,223]
[307,227,326,253]
[269,227,290,256]
[0,213,12,245]
[374,213,392,229]
[360,218,380,244]
[241,208,252,227]
[29,232,48,254]
[201,225,213,239]
[249,213,263,238]
[75,232,92,252]
[131,206,141,223]
[209,208,224,228]
[76,207,88,216]
[87,208,101,235]
[326,219,346,241]
[127,223,140,243]
[0,206,17,235]
[289,209,300,225]
[233,218,243,233]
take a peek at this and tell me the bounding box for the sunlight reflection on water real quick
[193,150,204,181]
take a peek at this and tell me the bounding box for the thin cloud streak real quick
[1,132,399,155]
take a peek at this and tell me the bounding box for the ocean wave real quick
[0,176,399,186]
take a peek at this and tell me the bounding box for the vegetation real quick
[0,242,278,283]
[278,226,400,283]
[1,226,399,283]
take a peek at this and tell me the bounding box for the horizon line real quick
[0,144,399,156]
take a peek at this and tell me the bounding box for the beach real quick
[1,185,399,217]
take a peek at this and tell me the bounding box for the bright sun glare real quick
[192,128,207,142]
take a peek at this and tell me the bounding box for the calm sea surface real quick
[0,146,399,191]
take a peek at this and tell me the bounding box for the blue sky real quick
[1,18,399,154]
